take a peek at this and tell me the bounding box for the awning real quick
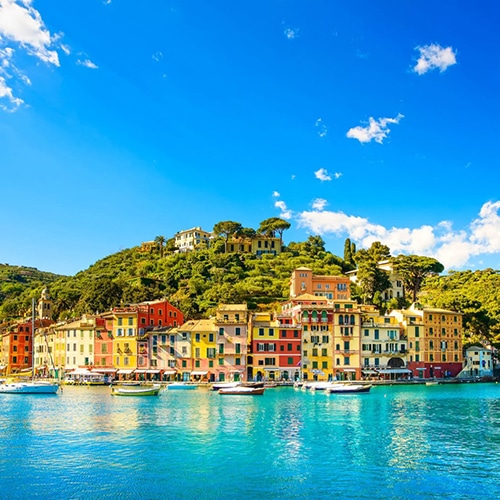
[145,370,160,374]
[362,370,379,374]
[92,368,117,373]
[162,370,176,375]
[378,369,412,374]
[433,366,442,369]
[230,370,244,373]
[191,371,208,376]
[134,370,146,374]
[416,367,427,371]
[343,369,356,372]
[117,369,135,374]
[311,369,325,375]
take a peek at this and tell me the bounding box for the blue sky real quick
[1,0,500,276]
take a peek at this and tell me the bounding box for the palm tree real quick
[154,235,166,257]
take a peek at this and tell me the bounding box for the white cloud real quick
[346,113,404,144]
[413,44,457,75]
[284,27,299,39]
[275,200,292,220]
[0,74,23,110]
[294,200,500,270]
[272,191,280,198]
[315,118,327,138]
[152,51,163,62]
[0,0,60,66]
[291,174,296,180]
[60,44,70,56]
[314,168,332,182]
[334,172,342,179]
[312,198,328,211]
[77,58,98,69]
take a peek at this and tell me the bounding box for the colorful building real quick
[214,304,249,382]
[289,267,350,300]
[390,305,463,378]
[360,308,409,380]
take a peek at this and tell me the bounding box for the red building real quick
[276,315,302,381]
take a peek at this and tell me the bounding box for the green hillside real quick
[0,236,348,321]
[0,263,64,318]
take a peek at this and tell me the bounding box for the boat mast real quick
[32,298,35,382]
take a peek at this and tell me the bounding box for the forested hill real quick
[420,269,500,346]
[0,236,347,321]
[0,264,64,314]
[1,241,499,348]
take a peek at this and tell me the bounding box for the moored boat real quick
[218,386,265,395]
[0,380,59,394]
[111,384,161,397]
[167,382,197,390]
[326,383,372,394]
[211,381,240,391]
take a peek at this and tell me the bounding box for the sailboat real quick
[0,299,59,395]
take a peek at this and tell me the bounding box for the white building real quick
[174,227,212,252]
[458,347,494,378]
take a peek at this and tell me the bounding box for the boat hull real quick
[326,384,372,394]
[111,385,161,397]
[0,382,59,394]
[167,383,197,390]
[219,387,265,395]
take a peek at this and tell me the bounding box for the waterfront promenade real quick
[1,383,499,499]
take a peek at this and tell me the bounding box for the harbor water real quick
[1,383,499,499]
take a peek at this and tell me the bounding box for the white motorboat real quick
[326,383,372,394]
[0,380,59,394]
[218,386,265,395]
[211,381,241,391]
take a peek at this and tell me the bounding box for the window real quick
[195,333,200,342]
[235,343,241,354]
[364,329,369,336]
[235,327,241,336]
[195,348,200,358]
[269,328,274,336]
[128,317,133,326]
[118,318,123,326]
[209,334,214,342]
[259,328,265,336]
[218,344,224,354]
[344,357,350,365]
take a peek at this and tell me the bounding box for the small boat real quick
[326,383,372,394]
[0,380,59,395]
[218,386,265,395]
[111,384,161,397]
[241,381,265,388]
[426,381,440,386]
[167,383,197,390]
[211,381,240,391]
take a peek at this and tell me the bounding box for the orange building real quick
[289,267,350,300]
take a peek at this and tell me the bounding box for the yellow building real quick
[390,305,463,378]
[111,308,139,379]
[249,312,280,381]
[226,235,282,256]
[360,309,409,379]
[178,319,217,382]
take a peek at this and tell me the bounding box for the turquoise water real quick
[1,384,499,500]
